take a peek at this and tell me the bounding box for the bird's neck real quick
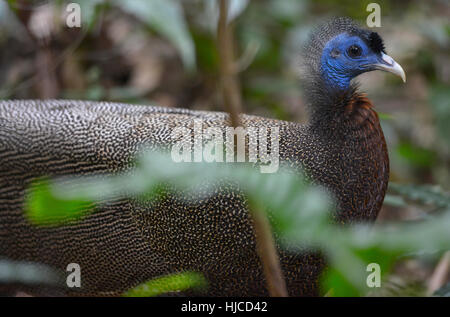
[308,90,384,143]
[306,91,389,224]
[342,93,384,140]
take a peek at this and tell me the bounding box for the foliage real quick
[0,259,61,286]
[25,178,94,226]
[123,272,207,297]
[388,183,450,210]
[25,150,450,296]
[113,0,196,71]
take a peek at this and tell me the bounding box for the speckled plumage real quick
[0,18,390,296]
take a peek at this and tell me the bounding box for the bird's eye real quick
[347,45,362,58]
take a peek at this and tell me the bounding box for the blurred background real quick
[0,0,449,295]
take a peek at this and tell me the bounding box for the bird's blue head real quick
[320,32,405,90]
[303,18,405,92]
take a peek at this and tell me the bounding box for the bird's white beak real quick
[374,53,406,83]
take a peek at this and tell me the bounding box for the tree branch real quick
[216,0,288,296]
[250,205,288,297]
[217,0,242,128]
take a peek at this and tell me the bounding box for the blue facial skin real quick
[320,33,382,90]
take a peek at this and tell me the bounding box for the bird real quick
[0,17,405,296]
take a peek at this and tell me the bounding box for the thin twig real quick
[250,204,288,297]
[216,0,288,297]
[217,0,242,128]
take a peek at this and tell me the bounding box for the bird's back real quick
[0,98,387,296]
[0,100,310,296]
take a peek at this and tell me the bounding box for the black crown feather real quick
[367,31,386,54]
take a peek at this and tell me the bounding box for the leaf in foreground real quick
[123,272,207,297]
[24,178,94,226]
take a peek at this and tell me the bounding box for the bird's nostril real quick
[381,53,394,66]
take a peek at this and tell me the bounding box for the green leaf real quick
[321,265,361,297]
[383,194,407,207]
[74,0,105,30]
[114,0,196,71]
[389,182,450,208]
[377,112,394,121]
[395,142,436,168]
[25,178,94,226]
[26,151,450,296]
[123,272,207,297]
[0,259,61,286]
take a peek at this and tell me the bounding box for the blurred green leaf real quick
[25,151,450,296]
[0,259,61,286]
[389,182,450,208]
[268,0,307,25]
[192,31,219,72]
[123,272,207,297]
[377,112,394,121]
[75,0,105,29]
[395,142,436,168]
[366,276,426,297]
[25,178,94,226]
[383,194,407,207]
[114,0,196,71]
[321,266,360,297]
